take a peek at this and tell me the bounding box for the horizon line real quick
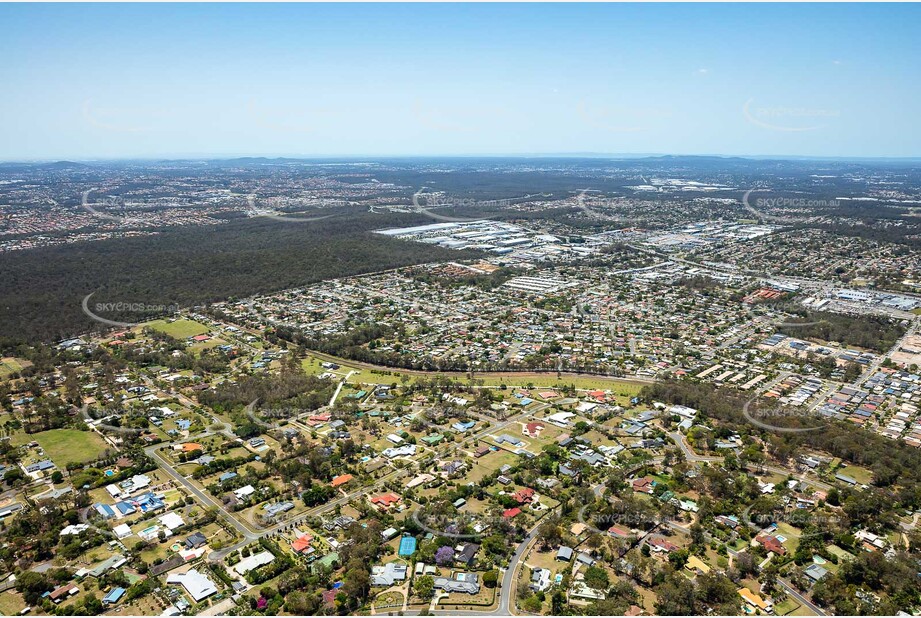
[5,152,921,165]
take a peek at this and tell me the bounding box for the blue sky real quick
[1,3,919,160]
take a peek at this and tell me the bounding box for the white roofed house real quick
[159,512,185,532]
[234,485,256,500]
[547,411,576,426]
[232,550,275,576]
[370,563,408,587]
[166,569,218,602]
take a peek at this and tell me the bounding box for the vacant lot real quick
[838,464,873,484]
[0,591,27,616]
[466,449,520,483]
[0,357,31,379]
[143,318,210,339]
[16,428,111,466]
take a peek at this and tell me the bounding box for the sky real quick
[1,3,919,160]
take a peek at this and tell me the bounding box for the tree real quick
[482,570,499,588]
[739,549,762,575]
[16,571,52,605]
[435,545,455,566]
[522,595,542,613]
[414,575,435,600]
[690,523,706,546]
[302,484,334,507]
[654,572,698,616]
[285,591,319,615]
[583,566,610,592]
[537,519,563,549]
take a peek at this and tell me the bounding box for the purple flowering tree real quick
[434,545,455,566]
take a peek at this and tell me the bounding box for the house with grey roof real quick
[804,563,829,583]
[434,572,479,594]
[370,563,408,587]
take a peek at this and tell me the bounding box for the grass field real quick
[142,318,210,339]
[775,598,803,615]
[0,357,31,379]
[301,350,649,397]
[466,449,520,483]
[0,591,27,616]
[15,428,111,466]
[840,464,873,484]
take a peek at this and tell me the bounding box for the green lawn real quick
[826,544,856,562]
[0,591,28,616]
[300,349,649,401]
[143,318,210,339]
[0,357,30,379]
[774,598,801,615]
[15,429,111,466]
[774,522,802,553]
[840,464,873,484]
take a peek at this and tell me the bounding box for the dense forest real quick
[775,310,908,352]
[0,211,478,346]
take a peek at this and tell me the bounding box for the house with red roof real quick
[321,589,338,609]
[174,442,204,453]
[649,537,679,553]
[755,534,787,555]
[331,474,353,488]
[588,390,607,402]
[503,507,522,519]
[306,413,331,426]
[632,477,656,494]
[523,422,545,438]
[512,488,536,504]
[291,533,313,554]
[49,583,79,604]
[370,492,401,511]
